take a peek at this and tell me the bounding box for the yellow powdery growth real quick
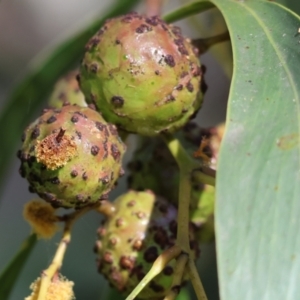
[35,129,77,170]
[23,200,59,239]
[25,274,75,300]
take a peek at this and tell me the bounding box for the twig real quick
[192,31,230,55]
[125,245,182,300]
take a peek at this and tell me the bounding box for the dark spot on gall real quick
[31,127,40,139]
[144,246,158,263]
[111,144,121,161]
[82,172,88,180]
[71,115,79,123]
[99,176,109,184]
[111,96,124,108]
[70,170,78,177]
[164,55,175,67]
[90,63,99,73]
[135,24,152,33]
[76,194,85,201]
[149,281,164,293]
[103,251,113,264]
[186,81,194,92]
[47,115,57,124]
[115,39,121,44]
[75,131,82,139]
[119,256,135,270]
[91,145,99,156]
[163,266,174,276]
[50,177,60,184]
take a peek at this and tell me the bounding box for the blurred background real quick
[0,0,237,299]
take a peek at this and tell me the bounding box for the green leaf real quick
[0,234,37,300]
[0,0,139,194]
[208,1,300,299]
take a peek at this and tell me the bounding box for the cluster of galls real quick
[19,11,210,300]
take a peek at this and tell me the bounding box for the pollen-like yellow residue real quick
[23,199,59,239]
[35,130,77,170]
[25,274,75,300]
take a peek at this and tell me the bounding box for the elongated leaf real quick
[208,1,300,299]
[0,234,37,300]
[0,0,139,193]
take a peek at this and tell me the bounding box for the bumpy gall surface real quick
[18,105,126,208]
[95,190,199,299]
[79,13,204,136]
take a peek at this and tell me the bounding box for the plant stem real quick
[162,133,209,300]
[192,31,230,55]
[164,253,189,300]
[125,245,182,300]
[187,259,208,300]
[37,204,98,300]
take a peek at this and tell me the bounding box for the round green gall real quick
[48,70,87,108]
[18,105,126,209]
[94,190,199,299]
[79,13,204,136]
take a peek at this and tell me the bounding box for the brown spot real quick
[82,172,88,180]
[31,127,40,139]
[164,55,175,67]
[99,176,109,184]
[127,200,136,207]
[42,192,57,202]
[144,246,158,263]
[95,122,105,131]
[155,70,160,75]
[186,81,194,92]
[146,16,159,26]
[71,115,79,123]
[136,24,152,33]
[163,266,173,276]
[47,115,57,124]
[109,237,118,246]
[276,133,298,150]
[70,170,78,177]
[175,84,183,91]
[75,131,82,139]
[132,239,143,251]
[108,124,118,136]
[111,144,121,161]
[119,256,135,270]
[149,281,164,293]
[111,96,124,107]
[136,211,145,219]
[90,63,99,73]
[76,194,85,201]
[97,227,106,237]
[103,251,113,264]
[91,145,99,156]
[171,285,181,294]
[116,218,124,227]
[49,177,60,184]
